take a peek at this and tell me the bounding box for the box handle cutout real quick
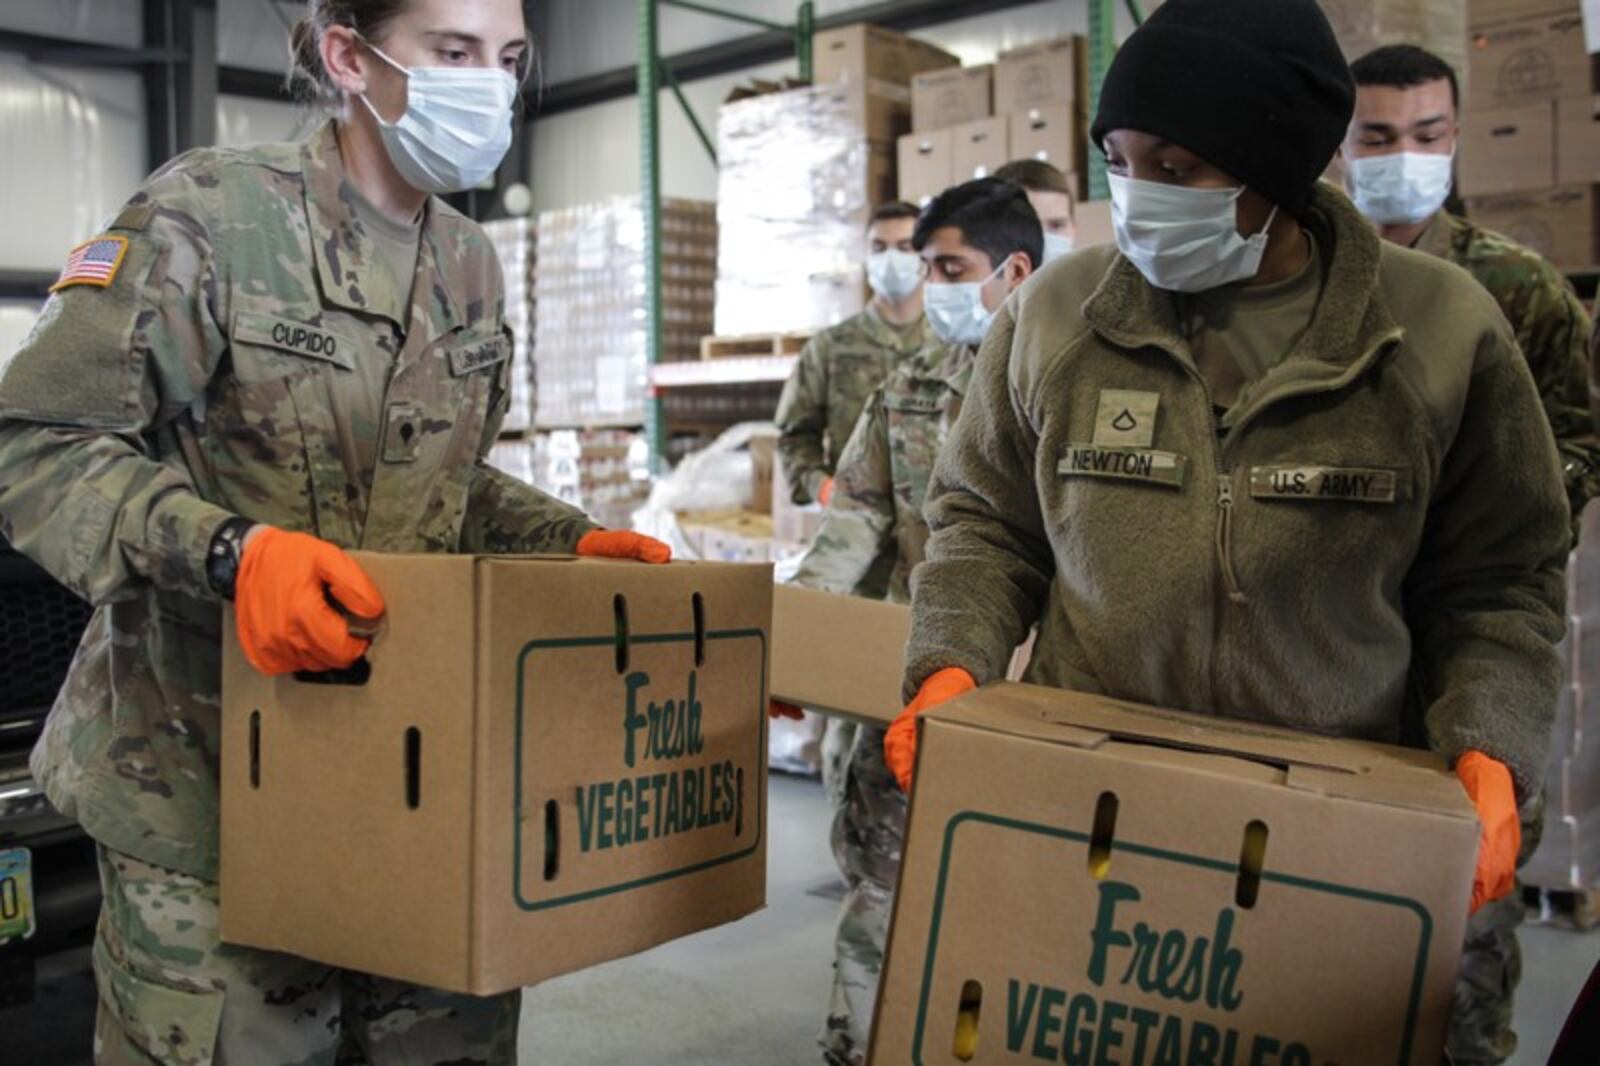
[951,979,983,1060]
[405,727,422,810]
[544,799,561,881]
[1490,124,1520,139]
[692,592,706,666]
[614,594,630,674]
[1087,790,1118,879]
[1235,820,1268,908]
[292,657,371,686]
[735,767,745,837]
[249,710,261,789]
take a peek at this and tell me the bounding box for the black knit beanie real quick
[1090,0,1355,217]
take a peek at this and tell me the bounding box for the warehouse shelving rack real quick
[638,0,816,469]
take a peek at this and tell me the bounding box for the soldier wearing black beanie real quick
[887,4,1571,1066]
[1090,0,1356,217]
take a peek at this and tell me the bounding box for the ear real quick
[1010,253,1034,286]
[320,24,368,96]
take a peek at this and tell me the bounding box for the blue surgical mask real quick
[358,38,519,195]
[1041,231,1076,263]
[1347,151,1455,226]
[866,249,923,302]
[1109,173,1277,293]
[923,258,1010,346]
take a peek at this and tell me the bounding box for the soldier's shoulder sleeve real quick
[0,160,224,429]
[793,391,895,595]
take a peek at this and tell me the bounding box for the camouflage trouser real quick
[821,718,859,825]
[821,725,906,1066]
[1443,793,1544,1066]
[92,847,519,1065]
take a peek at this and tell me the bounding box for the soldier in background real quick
[0,0,668,1061]
[783,179,1040,1066]
[1344,45,1598,535]
[775,200,935,818]
[994,158,1078,263]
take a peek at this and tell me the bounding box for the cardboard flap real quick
[929,682,1374,773]
[1287,765,1476,821]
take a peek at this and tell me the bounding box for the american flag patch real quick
[50,236,130,292]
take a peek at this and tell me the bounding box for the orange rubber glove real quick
[885,667,977,792]
[1456,750,1520,914]
[576,529,672,565]
[235,528,386,677]
[818,477,836,507]
[769,699,805,720]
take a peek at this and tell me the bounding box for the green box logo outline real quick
[512,628,768,911]
[908,810,1436,1066]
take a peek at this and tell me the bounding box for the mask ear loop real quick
[353,34,410,127]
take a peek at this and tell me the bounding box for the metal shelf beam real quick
[545,0,1041,118]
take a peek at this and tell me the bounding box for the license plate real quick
[0,848,35,945]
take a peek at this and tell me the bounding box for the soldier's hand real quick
[235,528,386,676]
[885,667,977,792]
[1455,751,1520,913]
[576,529,672,564]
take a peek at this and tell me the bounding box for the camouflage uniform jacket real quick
[1416,210,1599,527]
[793,342,969,605]
[775,304,934,505]
[0,122,594,880]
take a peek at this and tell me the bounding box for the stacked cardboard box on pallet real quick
[481,218,537,433]
[1523,503,1600,891]
[898,38,1089,206]
[714,27,956,337]
[1319,0,1469,73]
[488,429,652,532]
[535,197,716,427]
[1460,0,1600,271]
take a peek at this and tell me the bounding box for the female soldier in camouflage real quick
[0,0,667,1061]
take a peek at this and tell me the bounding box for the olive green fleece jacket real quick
[904,185,1569,796]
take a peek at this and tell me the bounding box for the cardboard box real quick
[1459,102,1556,195]
[870,682,1478,1066]
[1008,106,1087,184]
[1467,9,1596,110]
[912,65,993,133]
[994,37,1088,117]
[682,510,776,564]
[1076,199,1115,248]
[749,432,776,516]
[1323,0,1468,74]
[770,587,1039,726]
[813,23,959,87]
[1470,0,1577,22]
[771,585,911,726]
[1466,184,1600,270]
[898,129,955,206]
[221,554,772,995]
[1557,95,1600,185]
[950,116,1011,182]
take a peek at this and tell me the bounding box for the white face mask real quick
[1346,151,1455,226]
[866,249,923,302]
[358,40,519,195]
[1041,231,1076,264]
[1109,173,1277,293]
[924,258,1010,346]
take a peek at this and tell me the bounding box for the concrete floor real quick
[4,773,1596,1063]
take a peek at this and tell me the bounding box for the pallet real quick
[700,331,811,361]
[1524,885,1600,930]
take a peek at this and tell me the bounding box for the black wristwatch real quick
[206,518,257,601]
